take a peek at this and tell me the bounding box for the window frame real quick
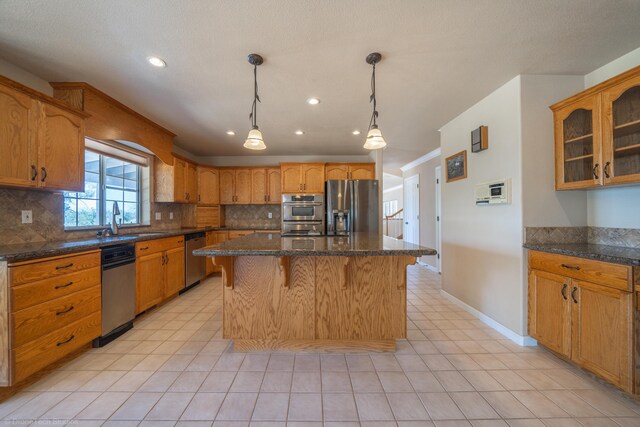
[64,149,144,230]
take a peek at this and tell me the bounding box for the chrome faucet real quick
[111,201,121,235]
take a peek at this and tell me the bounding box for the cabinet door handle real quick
[139,246,149,251]
[55,281,74,290]
[561,283,567,301]
[56,335,75,346]
[56,306,74,315]
[40,166,47,182]
[31,165,38,181]
[55,263,74,270]
[560,263,580,271]
[604,161,611,179]
[592,163,599,180]
[198,194,201,202]
[571,286,578,304]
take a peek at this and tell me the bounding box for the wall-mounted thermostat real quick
[475,179,511,205]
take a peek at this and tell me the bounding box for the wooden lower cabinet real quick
[135,237,185,314]
[528,251,636,393]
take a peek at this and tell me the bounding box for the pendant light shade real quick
[244,53,266,151]
[363,124,386,150]
[244,126,266,150]
[363,52,386,150]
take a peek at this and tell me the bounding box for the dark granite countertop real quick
[193,233,437,257]
[524,243,640,266]
[0,227,281,263]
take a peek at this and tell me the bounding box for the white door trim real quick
[403,174,420,244]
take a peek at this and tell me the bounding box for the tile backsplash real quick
[525,226,640,248]
[223,205,281,229]
[0,189,186,245]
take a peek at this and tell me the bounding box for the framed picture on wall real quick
[446,150,467,182]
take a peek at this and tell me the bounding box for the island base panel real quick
[216,255,415,351]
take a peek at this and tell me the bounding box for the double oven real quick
[281,194,325,236]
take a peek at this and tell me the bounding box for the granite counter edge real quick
[523,243,640,267]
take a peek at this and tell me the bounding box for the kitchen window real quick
[64,140,149,228]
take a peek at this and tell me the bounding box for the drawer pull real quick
[55,263,74,270]
[561,283,567,300]
[571,286,578,304]
[54,281,74,289]
[139,246,149,251]
[56,335,75,346]
[177,240,184,244]
[56,306,75,315]
[560,264,581,271]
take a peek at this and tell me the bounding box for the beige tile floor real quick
[2,265,640,426]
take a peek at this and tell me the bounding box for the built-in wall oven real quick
[282,194,325,236]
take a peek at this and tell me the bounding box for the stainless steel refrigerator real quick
[326,180,379,235]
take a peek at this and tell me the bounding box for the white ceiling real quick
[1,1,640,171]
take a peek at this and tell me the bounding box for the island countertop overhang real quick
[193,232,436,257]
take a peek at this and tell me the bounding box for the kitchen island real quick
[194,233,436,352]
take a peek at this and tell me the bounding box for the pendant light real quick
[363,52,387,150]
[244,53,266,150]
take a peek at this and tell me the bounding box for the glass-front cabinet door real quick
[554,96,602,190]
[602,74,640,185]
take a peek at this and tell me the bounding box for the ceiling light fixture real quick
[147,56,167,68]
[295,130,304,135]
[244,53,266,150]
[352,130,361,135]
[307,98,320,105]
[226,131,235,135]
[363,52,387,150]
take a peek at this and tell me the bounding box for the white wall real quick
[584,47,640,229]
[0,58,52,95]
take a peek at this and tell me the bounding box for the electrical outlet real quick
[155,212,161,220]
[170,212,174,220]
[21,210,32,224]
[268,212,273,219]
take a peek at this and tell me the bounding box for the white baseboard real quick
[439,290,537,347]
[417,260,438,273]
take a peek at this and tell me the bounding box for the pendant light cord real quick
[250,64,260,127]
[369,62,378,130]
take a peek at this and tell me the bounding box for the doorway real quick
[435,166,442,273]
[403,174,420,244]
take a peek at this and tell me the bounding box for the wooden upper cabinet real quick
[301,163,325,193]
[219,169,235,204]
[350,163,375,180]
[267,167,281,204]
[570,279,633,391]
[251,169,267,204]
[601,72,640,185]
[281,163,303,193]
[173,158,187,202]
[234,168,252,204]
[0,85,38,188]
[552,65,640,189]
[37,102,85,191]
[325,164,349,180]
[197,167,219,205]
[528,269,571,357]
[326,163,376,181]
[186,162,197,202]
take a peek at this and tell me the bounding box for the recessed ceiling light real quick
[147,56,167,68]
[226,131,235,135]
[352,130,361,135]
[295,130,304,135]
[307,98,320,105]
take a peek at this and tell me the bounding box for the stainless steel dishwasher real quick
[94,243,136,347]
[184,232,206,292]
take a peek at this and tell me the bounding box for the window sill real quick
[64,224,151,232]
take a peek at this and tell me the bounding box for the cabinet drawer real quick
[12,285,101,348]
[136,236,184,256]
[9,251,100,286]
[13,311,101,383]
[228,230,254,239]
[11,267,100,311]
[528,251,632,291]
